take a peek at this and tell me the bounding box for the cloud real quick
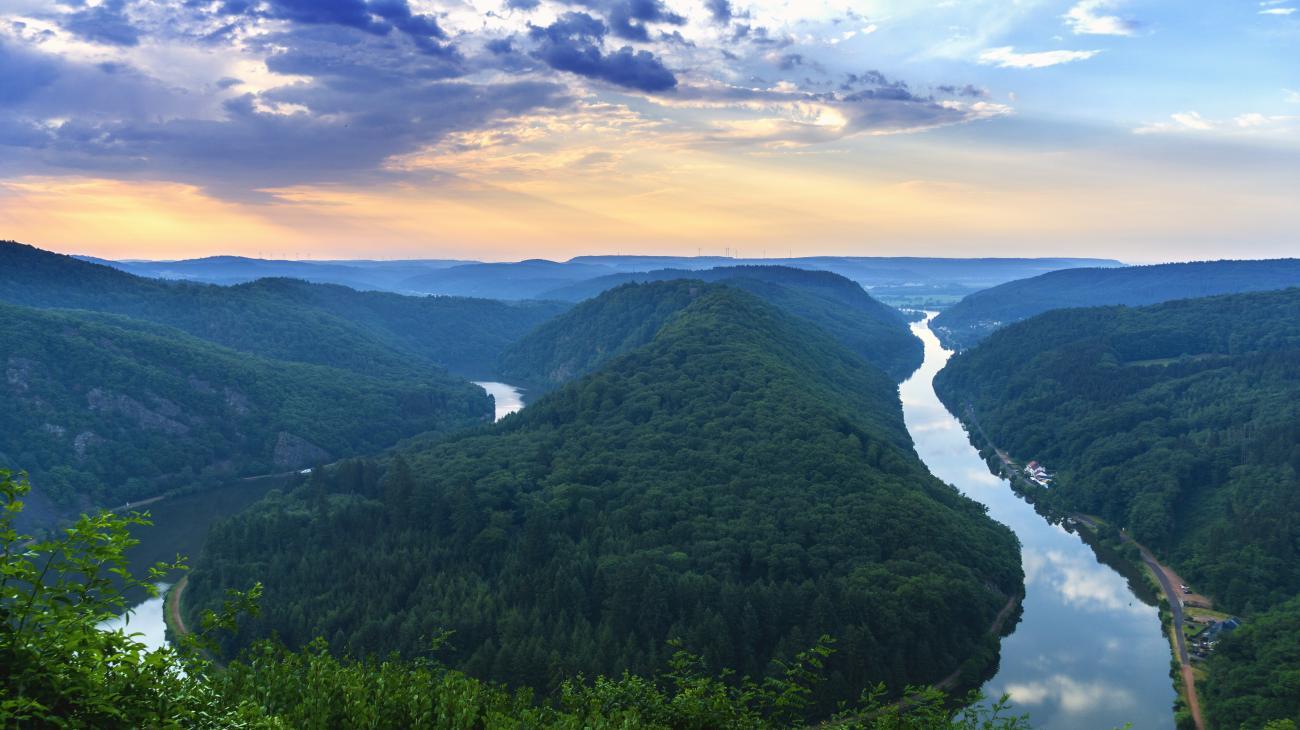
[1259,7,1297,15]
[706,0,733,25]
[978,46,1101,69]
[1002,675,1137,713]
[1135,110,1300,135]
[0,0,1011,199]
[663,71,1011,146]
[0,28,569,199]
[1064,0,1140,36]
[62,0,142,47]
[555,0,686,41]
[528,12,677,92]
[1021,549,1152,615]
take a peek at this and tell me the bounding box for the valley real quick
[7,242,1298,729]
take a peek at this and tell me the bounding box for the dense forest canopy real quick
[1203,595,1300,730]
[0,302,489,514]
[0,241,567,379]
[0,471,1032,729]
[934,288,1300,729]
[188,284,1022,715]
[932,260,1300,350]
[501,268,922,388]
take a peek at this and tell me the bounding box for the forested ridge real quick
[934,288,1300,729]
[1,472,1031,729]
[501,267,922,389]
[0,241,567,379]
[932,259,1300,350]
[0,302,489,512]
[188,283,1022,716]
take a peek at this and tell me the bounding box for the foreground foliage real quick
[934,288,1300,729]
[1,471,1031,728]
[190,285,1022,715]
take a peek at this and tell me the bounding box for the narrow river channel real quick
[474,381,526,422]
[901,314,1176,729]
[109,384,530,646]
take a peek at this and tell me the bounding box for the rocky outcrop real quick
[224,386,251,416]
[73,431,103,460]
[6,357,35,394]
[272,432,330,470]
[86,388,190,435]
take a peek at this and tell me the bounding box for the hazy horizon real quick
[17,242,1293,268]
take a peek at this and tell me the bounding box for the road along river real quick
[900,314,1176,729]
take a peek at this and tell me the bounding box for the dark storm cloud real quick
[62,0,141,47]
[0,40,60,105]
[528,12,677,92]
[937,84,988,99]
[0,0,997,197]
[0,26,570,199]
[705,0,733,25]
[554,0,686,40]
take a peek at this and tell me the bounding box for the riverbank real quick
[818,590,1023,729]
[1071,515,1210,730]
[165,574,190,640]
[901,314,1175,729]
[956,401,1205,730]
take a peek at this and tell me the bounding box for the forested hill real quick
[931,259,1300,350]
[188,284,1022,717]
[0,302,489,514]
[225,279,568,378]
[0,241,566,379]
[933,289,1300,729]
[501,267,922,387]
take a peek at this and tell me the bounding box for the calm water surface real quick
[901,314,1175,729]
[475,381,525,422]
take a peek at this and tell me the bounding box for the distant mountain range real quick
[77,255,468,292]
[933,259,1300,351]
[9,242,567,380]
[79,251,1122,306]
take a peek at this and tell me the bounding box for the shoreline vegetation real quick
[949,401,1203,729]
[933,290,1300,730]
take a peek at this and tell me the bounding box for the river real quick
[104,476,293,650]
[108,384,529,647]
[474,381,525,422]
[901,314,1176,729]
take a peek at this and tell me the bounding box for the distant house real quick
[1024,460,1053,487]
[1202,617,1243,647]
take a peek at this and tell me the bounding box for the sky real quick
[0,0,1297,262]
